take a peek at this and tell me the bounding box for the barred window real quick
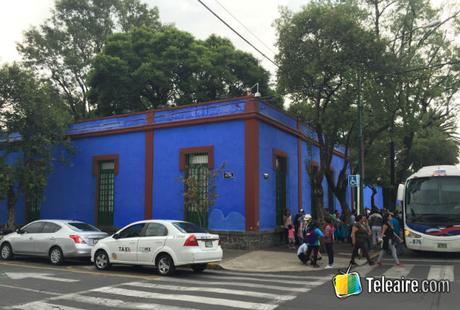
[98,161,115,226]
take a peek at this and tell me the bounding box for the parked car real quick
[91,220,222,276]
[0,220,108,265]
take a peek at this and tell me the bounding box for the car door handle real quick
[50,237,56,241]
[29,237,33,240]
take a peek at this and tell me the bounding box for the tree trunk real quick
[6,185,16,231]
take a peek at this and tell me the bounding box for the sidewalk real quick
[210,242,379,272]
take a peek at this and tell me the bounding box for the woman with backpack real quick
[376,213,403,266]
[303,220,324,268]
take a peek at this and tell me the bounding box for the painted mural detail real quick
[154,100,245,123]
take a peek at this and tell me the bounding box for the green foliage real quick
[88,27,278,115]
[17,0,161,119]
[0,64,72,220]
[277,0,389,217]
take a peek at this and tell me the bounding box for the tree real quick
[88,27,280,115]
[17,0,161,119]
[0,64,72,229]
[276,1,388,220]
[361,0,460,205]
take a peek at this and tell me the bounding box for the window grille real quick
[185,153,209,228]
[98,161,115,226]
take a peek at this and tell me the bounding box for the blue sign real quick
[348,175,360,187]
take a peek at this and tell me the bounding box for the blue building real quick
[0,96,352,248]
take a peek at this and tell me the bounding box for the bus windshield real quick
[405,176,460,224]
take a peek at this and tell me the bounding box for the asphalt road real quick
[0,250,459,310]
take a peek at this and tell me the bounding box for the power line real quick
[196,0,279,68]
[213,0,277,55]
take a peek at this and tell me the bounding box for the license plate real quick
[205,240,213,248]
[437,243,447,249]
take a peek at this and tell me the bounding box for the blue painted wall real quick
[153,121,246,231]
[39,131,146,228]
[259,122,299,231]
[364,185,384,210]
[1,98,351,234]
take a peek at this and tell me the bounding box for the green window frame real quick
[97,161,115,226]
[184,153,210,228]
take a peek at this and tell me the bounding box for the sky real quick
[0,0,455,83]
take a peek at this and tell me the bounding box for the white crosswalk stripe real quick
[8,270,330,310]
[427,265,455,282]
[382,264,414,278]
[126,281,297,301]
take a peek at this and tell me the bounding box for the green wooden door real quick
[275,157,287,226]
[185,153,209,228]
[98,161,115,226]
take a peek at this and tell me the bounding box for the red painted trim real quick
[69,106,349,160]
[92,155,119,176]
[75,96,253,123]
[92,154,119,225]
[297,119,303,212]
[272,148,288,170]
[144,111,154,219]
[179,146,215,171]
[245,98,260,232]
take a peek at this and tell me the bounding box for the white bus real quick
[399,165,460,252]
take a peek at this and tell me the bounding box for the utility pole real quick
[357,71,364,216]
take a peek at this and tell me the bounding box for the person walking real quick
[304,220,324,268]
[368,208,383,249]
[323,216,335,269]
[376,213,402,266]
[294,209,305,245]
[350,215,374,266]
[282,209,292,244]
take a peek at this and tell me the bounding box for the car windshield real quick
[173,222,208,233]
[67,222,101,232]
[405,176,460,225]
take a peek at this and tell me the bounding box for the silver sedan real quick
[0,220,107,265]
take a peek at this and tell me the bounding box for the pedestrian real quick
[288,224,296,249]
[377,213,403,266]
[282,209,292,244]
[294,208,305,245]
[297,242,308,264]
[304,220,324,268]
[368,208,383,249]
[323,216,335,269]
[350,215,375,266]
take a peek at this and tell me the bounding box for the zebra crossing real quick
[353,263,458,282]
[5,270,332,310]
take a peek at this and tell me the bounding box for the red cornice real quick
[69,106,349,160]
[75,96,252,124]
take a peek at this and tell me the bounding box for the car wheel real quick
[49,247,64,265]
[94,250,111,271]
[0,243,13,260]
[156,254,175,276]
[191,263,207,273]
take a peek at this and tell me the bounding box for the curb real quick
[207,263,225,270]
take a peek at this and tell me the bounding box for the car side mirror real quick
[16,228,24,234]
[112,233,120,239]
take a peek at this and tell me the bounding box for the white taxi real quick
[91,220,222,276]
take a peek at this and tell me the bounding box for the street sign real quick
[348,175,360,187]
[5,273,79,283]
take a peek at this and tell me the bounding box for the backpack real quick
[304,227,318,245]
